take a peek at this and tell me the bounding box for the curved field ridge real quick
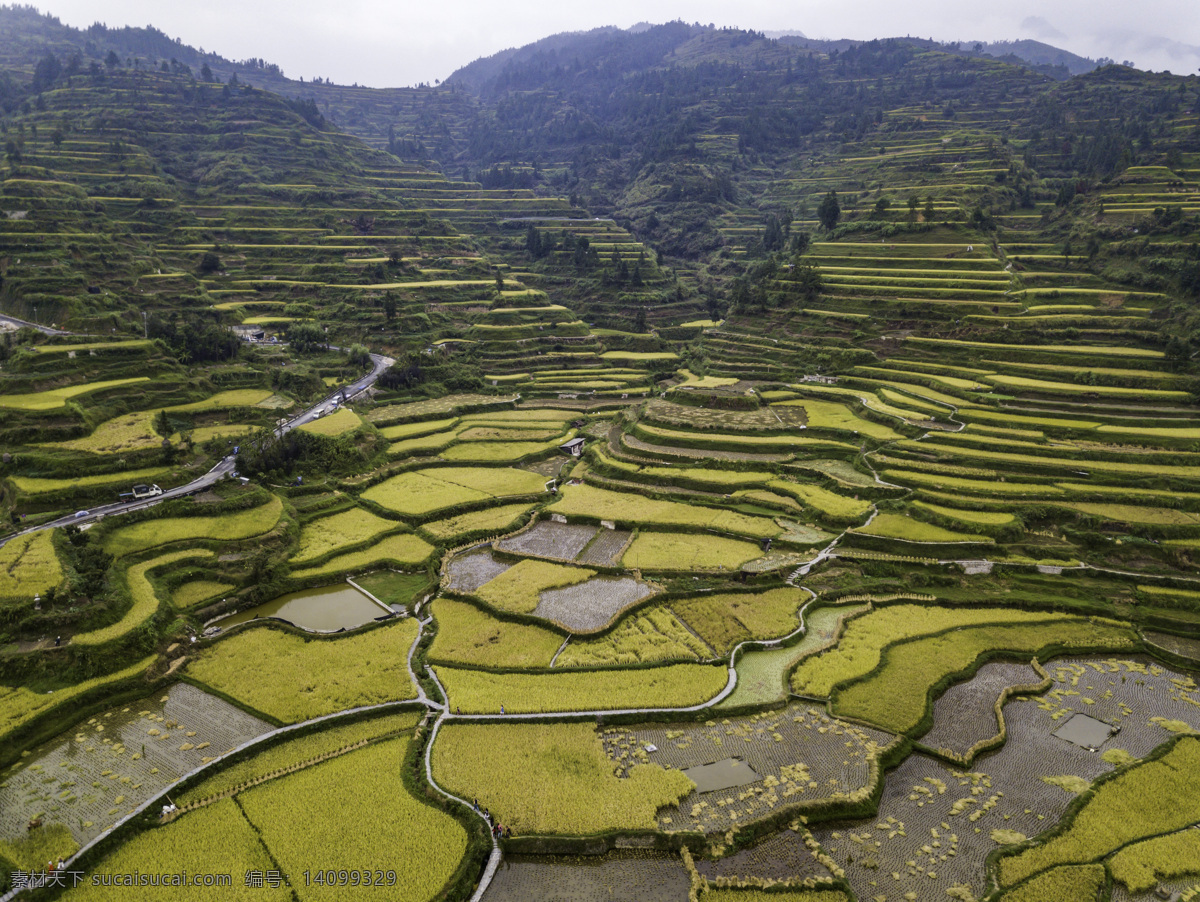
[362,466,547,516]
[103,496,284,558]
[534,575,654,633]
[0,377,150,410]
[671,587,808,655]
[420,502,534,540]
[831,618,1136,734]
[474,558,595,615]
[1108,827,1200,893]
[427,598,563,669]
[997,864,1107,902]
[791,605,1071,698]
[552,483,781,538]
[996,736,1200,887]
[73,550,213,646]
[852,511,989,543]
[290,506,399,564]
[0,656,155,744]
[554,607,711,667]
[290,532,434,577]
[622,531,765,571]
[176,711,420,806]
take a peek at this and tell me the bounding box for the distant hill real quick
[965,39,1098,76]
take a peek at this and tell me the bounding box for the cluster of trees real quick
[60,525,113,603]
[525,225,557,259]
[147,314,239,364]
[478,164,536,189]
[286,321,329,353]
[286,97,325,129]
[376,353,483,395]
[729,251,822,312]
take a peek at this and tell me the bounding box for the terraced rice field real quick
[290,506,400,564]
[291,532,434,575]
[0,377,150,410]
[433,662,728,714]
[919,661,1044,758]
[0,530,63,600]
[362,466,548,517]
[622,531,765,571]
[815,655,1200,900]
[7,33,1200,902]
[609,703,893,835]
[432,722,695,834]
[481,853,689,902]
[0,684,270,845]
[103,496,284,558]
[496,520,599,560]
[533,574,655,632]
[187,620,420,722]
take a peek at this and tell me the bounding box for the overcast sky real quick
[31,0,1200,87]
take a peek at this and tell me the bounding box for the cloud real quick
[1020,16,1066,41]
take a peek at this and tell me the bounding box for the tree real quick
[907,195,919,223]
[634,308,647,332]
[200,63,214,83]
[346,344,371,369]
[152,409,172,440]
[32,53,61,92]
[924,196,936,222]
[197,251,221,274]
[495,270,504,294]
[817,191,841,231]
[525,224,543,258]
[383,293,397,323]
[762,214,784,252]
[287,321,327,353]
[873,197,891,217]
[105,50,120,70]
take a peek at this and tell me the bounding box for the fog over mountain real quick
[25,0,1200,87]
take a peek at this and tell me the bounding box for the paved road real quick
[0,312,71,336]
[0,352,393,548]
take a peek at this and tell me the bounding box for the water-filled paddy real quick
[212,584,388,632]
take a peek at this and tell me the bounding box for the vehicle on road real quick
[131,483,163,499]
[74,510,89,519]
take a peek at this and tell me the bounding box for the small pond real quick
[212,584,390,633]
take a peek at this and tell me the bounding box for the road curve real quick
[0,353,393,548]
[0,312,71,336]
